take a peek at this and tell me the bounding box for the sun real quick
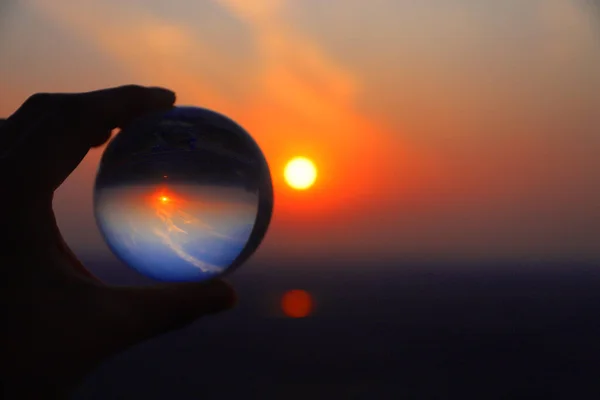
[284,157,317,190]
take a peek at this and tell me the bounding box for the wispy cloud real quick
[216,0,358,113]
[27,0,232,110]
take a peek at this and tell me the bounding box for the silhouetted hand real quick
[0,86,236,398]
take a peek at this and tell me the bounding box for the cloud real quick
[26,0,232,110]
[216,0,358,121]
[27,0,363,132]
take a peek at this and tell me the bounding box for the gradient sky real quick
[1,0,599,265]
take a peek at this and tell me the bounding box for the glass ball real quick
[93,106,273,282]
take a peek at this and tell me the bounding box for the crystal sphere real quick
[93,106,273,282]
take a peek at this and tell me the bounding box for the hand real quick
[0,86,236,398]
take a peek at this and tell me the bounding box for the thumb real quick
[106,279,236,346]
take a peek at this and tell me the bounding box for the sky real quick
[0,0,599,265]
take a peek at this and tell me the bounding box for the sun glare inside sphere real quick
[284,157,317,190]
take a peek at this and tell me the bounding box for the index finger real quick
[2,85,176,147]
[70,85,176,131]
[4,85,176,192]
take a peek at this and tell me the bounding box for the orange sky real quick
[1,0,599,264]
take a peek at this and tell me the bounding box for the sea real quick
[72,256,600,399]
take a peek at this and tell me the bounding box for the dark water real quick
[73,258,600,399]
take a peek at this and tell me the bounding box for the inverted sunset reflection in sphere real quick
[94,107,273,282]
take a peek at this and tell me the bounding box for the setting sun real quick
[284,157,317,190]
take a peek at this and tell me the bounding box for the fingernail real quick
[149,87,176,104]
